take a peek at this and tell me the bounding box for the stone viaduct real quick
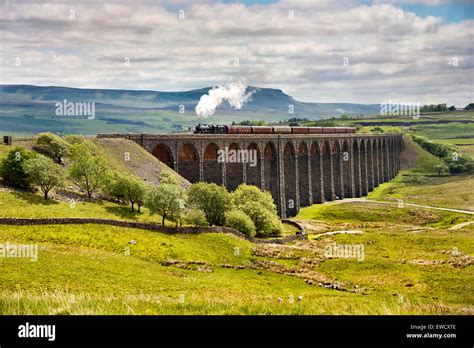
[98,133,403,218]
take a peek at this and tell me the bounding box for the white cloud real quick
[0,0,472,106]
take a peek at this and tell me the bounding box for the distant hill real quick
[0,84,380,135]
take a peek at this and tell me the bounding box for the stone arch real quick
[366,139,374,191]
[297,142,310,208]
[360,140,368,196]
[353,140,361,197]
[373,139,380,187]
[152,143,174,169]
[342,140,351,198]
[390,138,396,178]
[377,139,384,184]
[332,141,343,199]
[322,141,333,201]
[245,142,261,188]
[178,143,200,183]
[203,143,222,185]
[310,142,323,203]
[381,139,388,182]
[264,142,278,205]
[283,142,297,216]
[226,142,244,192]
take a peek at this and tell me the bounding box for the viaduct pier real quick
[98,133,403,218]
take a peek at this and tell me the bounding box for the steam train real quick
[194,124,356,134]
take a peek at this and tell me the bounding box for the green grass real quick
[1,118,473,315]
[1,223,472,314]
[315,228,473,307]
[297,200,470,228]
[400,134,445,174]
[0,190,167,224]
[367,174,474,211]
[408,122,474,140]
[93,138,190,187]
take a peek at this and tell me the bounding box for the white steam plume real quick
[195,79,255,118]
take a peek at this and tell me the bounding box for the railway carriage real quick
[194,124,356,134]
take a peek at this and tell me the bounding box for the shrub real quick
[0,147,36,189]
[182,208,208,227]
[145,183,187,225]
[239,201,283,237]
[36,132,71,164]
[102,172,128,203]
[224,210,256,237]
[125,176,146,212]
[24,155,66,199]
[69,143,109,198]
[63,134,97,152]
[231,184,282,237]
[188,183,232,226]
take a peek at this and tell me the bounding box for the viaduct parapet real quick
[98,133,403,218]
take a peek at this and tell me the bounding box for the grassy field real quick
[0,190,166,224]
[0,117,472,315]
[1,219,472,314]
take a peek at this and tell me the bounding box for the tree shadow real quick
[11,190,59,206]
[105,205,143,220]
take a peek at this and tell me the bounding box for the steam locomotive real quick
[194,124,356,134]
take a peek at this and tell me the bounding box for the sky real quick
[0,0,473,106]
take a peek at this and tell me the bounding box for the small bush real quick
[182,208,208,227]
[24,155,66,199]
[224,210,256,237]
[188,183,232,226]
[0,147,36,189]
[36,132,71,164]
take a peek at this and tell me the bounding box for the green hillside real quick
[93,138,190,187]
[0,84,381,135]
[0,128,472,315]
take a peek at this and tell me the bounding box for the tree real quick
[145,183,187,225]
[239,201,282,237]
[36,133,71,164]
[69,143,108,199]
[158,170,179,185]
[125,176,146,212]
[63,134,97,152]
[188,183,233,226]
[182,208,208,227]
[0,147,36,189]
[102,172,128,203]
[433,163,449,176]
[232,184,276,211]
[224,210,256,237]
[24,155,66,199]
[231,184,282,237]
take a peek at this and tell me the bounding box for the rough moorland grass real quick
[400,134,444,174]
[0,224,255,266]
[92,138,190,187]
[0,190,168,224]
[1,224,472,314]
[297,201,469,228]
[367,174,474,212]
[315,229,473,306]
[408,122,474,140]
